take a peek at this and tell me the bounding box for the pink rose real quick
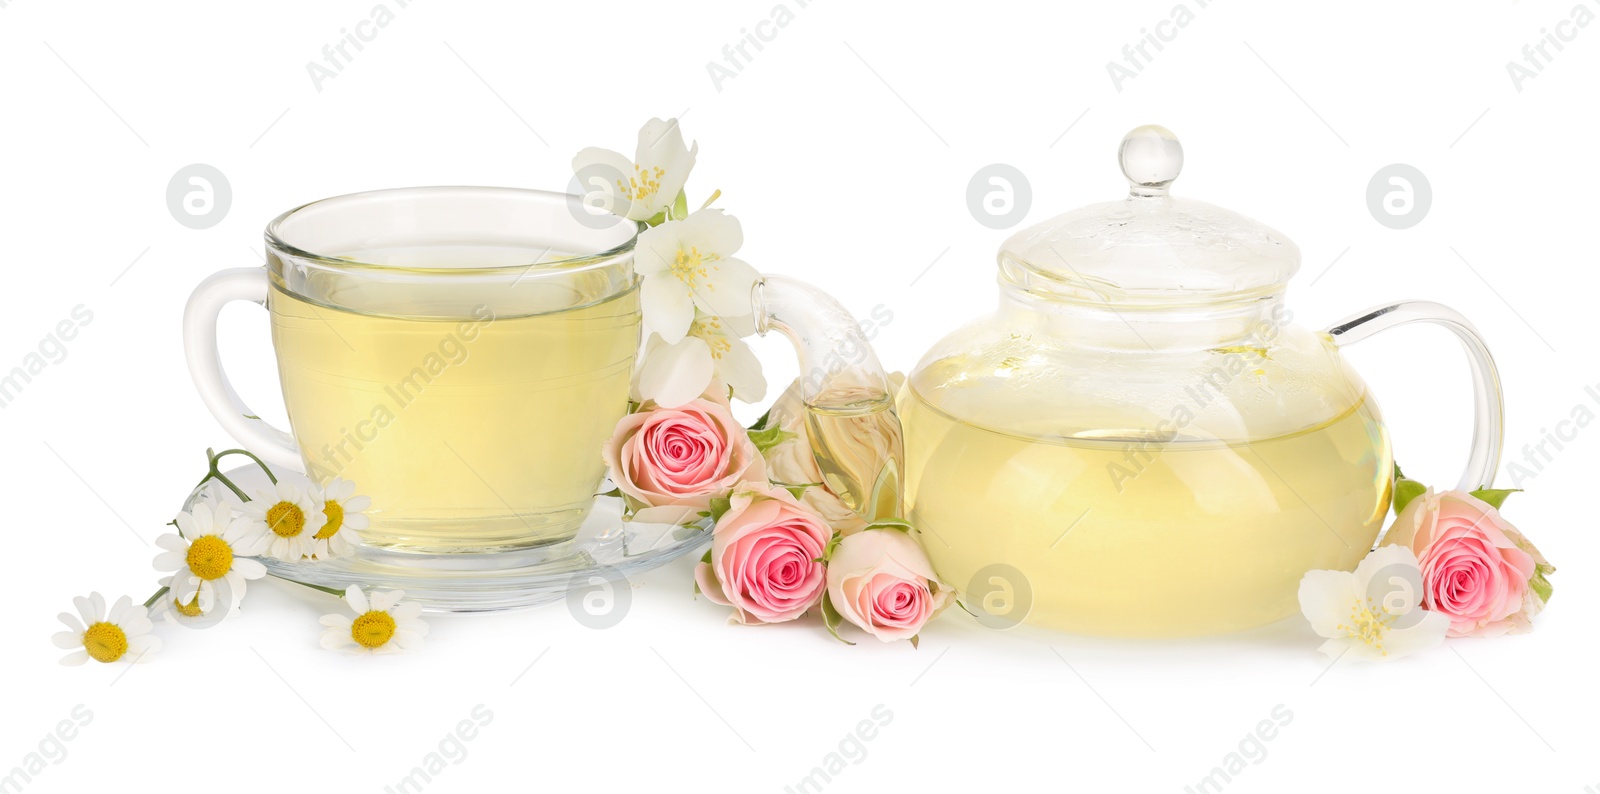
[825,527,952,642]
[602,398,766,516]
[1383,489,1551,638]
[695,483,831,624]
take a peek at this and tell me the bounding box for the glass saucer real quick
[185,463,710,613]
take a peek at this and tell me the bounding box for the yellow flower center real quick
[266,501,306,538]
[619,164,666,201]
[351,610,397,649]
[314,500,345,541]
[174,594,205,618]
[670,246,720,290]
[185,535,234,580]
[1337,597,1400,656]
[82,622,129,663]
[689,317,732,360]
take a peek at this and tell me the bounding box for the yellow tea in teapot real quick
[901,386,1392,636]
[267,244,640,552]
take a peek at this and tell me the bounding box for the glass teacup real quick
[184,187,640,553]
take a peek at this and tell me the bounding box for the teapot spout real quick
[753,275,905,524]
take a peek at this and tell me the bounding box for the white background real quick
[3,1,1597,791]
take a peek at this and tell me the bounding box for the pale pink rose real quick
[761,374,905,535]
[825,527,952,642]
[695,483,831,624]
[602,398,765,512]
[1383,489,1550,638]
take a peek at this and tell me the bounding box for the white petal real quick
[680,207,742,254]
[637,336,714,408]
[640,275,695,344]
[393,630,426,651]
[320,613,353,629]
[156,533,189,552]
[57,613,84,633]
[1381,610,1451,659]
[233,557,268,579]
[128,635,161,660]
[571,146,639,219]
[320,629,353,650]
[52,631,82,649]
[343,513,370,530]
[75,594,100,626]
[693,256,760,319]
[152,550,187,572]
[390,602,423,621]
[1297,569,1356,639]
[59,650,89,666]
[107,595,133,625]
[718,334,767,404]
[345,585,368,614]
[343,495,371,512]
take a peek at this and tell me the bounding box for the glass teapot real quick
[901,126,1503,637]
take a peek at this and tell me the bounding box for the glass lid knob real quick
[1118,125,1183,197]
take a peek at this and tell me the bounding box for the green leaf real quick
[1469,488,1521,510]
[707,495,733,523]
[822,530,844,562]
[641,208,668,227]
[781,482,820,500]
[595,487,622,500]
[862,518,916,535]
[1393,462,1407,480]
[820,592,856,646]
[1394,478,1427,514]
[747,423,798,455]
[909,633,920,650]
[670,189,689,221]
[1530,564,1555,604]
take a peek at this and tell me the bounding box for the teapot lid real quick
[998,125,1300,306]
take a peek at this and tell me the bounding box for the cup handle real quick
[1324,300,1504,491]
[183,267,302,470]
[753,274,904,521]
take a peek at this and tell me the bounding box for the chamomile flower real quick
[311,479,370,559]
[154,499,268,612]
[151,574,221,625]
[243,481,326,561]
[53,592,160,666]
[319,586,428,655]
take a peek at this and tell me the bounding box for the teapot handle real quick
[1324,301,1503,491]
[753,275,904,522]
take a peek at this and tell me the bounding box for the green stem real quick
[212,448,278,485]
[278,577,347,598]
[142,585,170,610]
